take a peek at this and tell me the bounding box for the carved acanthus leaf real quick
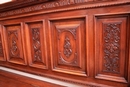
[103,23,120,73]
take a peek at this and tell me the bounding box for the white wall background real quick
[0,0,12,4]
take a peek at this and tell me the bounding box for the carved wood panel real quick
[0,33,5,61]
[50,18,87,76]
[26,21,48,69]
[103,23,121,73]
[3,24,27,65]
[95,15,129,83]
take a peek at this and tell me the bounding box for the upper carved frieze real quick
[0,0,130,18]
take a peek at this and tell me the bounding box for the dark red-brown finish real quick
[50,18,87,76]
[0,0,130,87]
[0,70,63,87]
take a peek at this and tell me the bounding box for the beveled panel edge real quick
[49,15,88,77]
[24,20,48,69]
[95,74,127,83]
[0,25,6,61]
[2,22,27,65]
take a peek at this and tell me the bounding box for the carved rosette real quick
[103,23,120,73]
[8,31,20,57]
[32,28,42,62]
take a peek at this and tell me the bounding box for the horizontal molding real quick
[0,66,114,87]
[0,66,85,87]
[0,0,130,19]
[0,0,48,12]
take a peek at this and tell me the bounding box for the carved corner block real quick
[50,17,87,76]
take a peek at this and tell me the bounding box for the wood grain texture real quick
[0,0,129,87]
[0,70,63,87]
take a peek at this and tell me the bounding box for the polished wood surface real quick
[0,0,130,87]
[0,70,63,87]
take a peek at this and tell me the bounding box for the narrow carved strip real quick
[103,23,120,73]
[32,28,42,62]
[64,36,72,58]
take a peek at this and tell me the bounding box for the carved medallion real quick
[103,23,120,73]
[57,28,78,66]
[8,31,20,57]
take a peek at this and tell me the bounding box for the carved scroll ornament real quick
[103,23,120,73]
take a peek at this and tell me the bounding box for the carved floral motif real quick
[32,28,42,62]
[8,31,19,57]
[103,23,120,73]
[57,28,77,39]
[64,36,72,58]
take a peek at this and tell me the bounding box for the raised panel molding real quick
[50,17,87,76]
[95,15,129,83]
[0,33,5,61]
[3,23,27,65]
[57,24,79,67]
[25,21,48,69]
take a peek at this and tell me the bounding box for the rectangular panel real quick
[0,32,5,61]
[3,23,27,65]
[50,17,87,76]
[95,15,129,83]
[25,21,48,69]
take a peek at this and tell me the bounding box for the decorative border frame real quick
[94,14,130,83]
[48,15,88,76]
[2,22,27,65]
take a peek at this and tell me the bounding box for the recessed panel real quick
[3,24,27,65]
[95,15,129,83]
[50,18,87,76]
[26,21,48,69]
